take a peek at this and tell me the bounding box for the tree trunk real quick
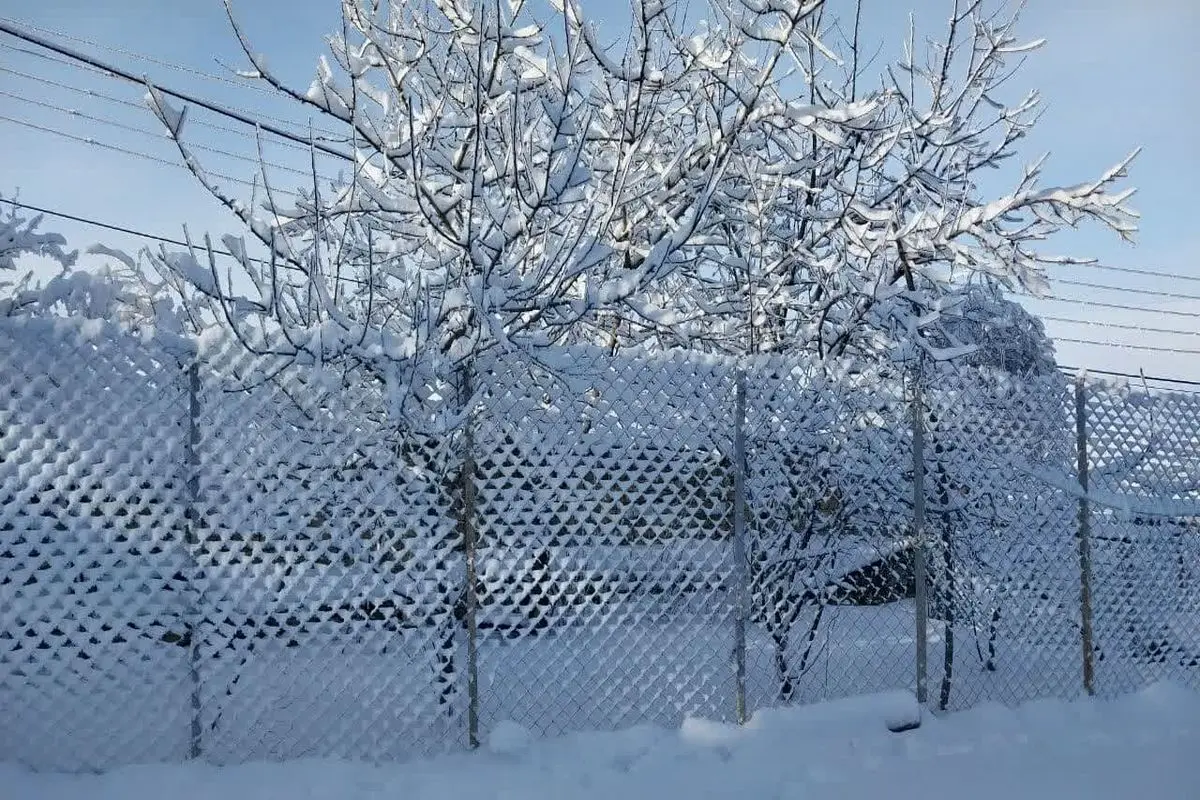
[986,605,1000,673]
[935,462,955,712]
[770,593,797,703]
[797,602,826,675]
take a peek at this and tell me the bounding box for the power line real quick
[0,15,321,107]
[0,63,325,155]
[1,40,126,81]
[10,22,1200,301]
[0,197,270,262]
[0,20,355,162]
[10,18,1200,367]
[1,88,333,181]
[1042,314,1200,339]
[1058,365,1200,390]
[0,40,350,146]
[10,200,1200,386]
[1,198,378,291]
[1057,277,1200,303]
[0,112,200,170]
[7,20,1200,292]
[0,39,349,145]
[1054,336,1200,356]
[0,113,299,198]
[0,62,145,109]
[1016,293,1200,320]
[1088,262,1200,285]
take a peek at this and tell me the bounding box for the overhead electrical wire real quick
[8,199,1200,381]
[0,63,326,156]
[1056,277,1200,304]
[1057,365,1200,390]
[1015,294,1200,320]
[0,21,355,161]
[12,192,1200,356]
[1,197,369,293]
[3,198,374,291]
[0,89,330,180]
[0,61,146,107]
[7,194,1200,331]
[0,39,350,146]
[7,17,1200,378]
[1087,263,1200,285]
[0,15,336,113]
[0,113,301,198]
[0,197,269,263]
[1053,337,1200,356]
[7,22,1200,299]
[1042,315,1200,339]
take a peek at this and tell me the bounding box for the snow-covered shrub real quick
[0,194,173,327]
[0,197,75,273]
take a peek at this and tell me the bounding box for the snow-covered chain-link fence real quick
[2,317,1197,772]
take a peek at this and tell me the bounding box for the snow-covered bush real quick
[0,195,176,327]
[0,197,76,274]
[925,282,1059,377]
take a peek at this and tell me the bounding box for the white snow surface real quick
[6,684,1199,800]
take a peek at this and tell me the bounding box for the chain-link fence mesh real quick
[742,357,914,711]
[473,349,738,736]
[2,317,1198,772]
[0,318,195,771]
[919,364,1082,711]
[1084,378,1200,696]
[188,341,465,764]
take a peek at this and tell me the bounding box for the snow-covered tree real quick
[142,0,1136,378]
[745,358,913,702]
[653,0,1137,363]
[144,0,881,400]
[927,280,1057,376]
[1,196,75,315]
[130,0,1141,710]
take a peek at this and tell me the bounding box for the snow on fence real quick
[1,316,1198,772]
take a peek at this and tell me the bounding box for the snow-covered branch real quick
[139,0,1137,402]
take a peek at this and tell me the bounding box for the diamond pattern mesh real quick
[919,365,1082,711]
[2,317,1197,772]
[742,357,916,711]
[189,340,463,764]
[473,349,738,734]
[1083,378,1200,695]
[0,318,194,771]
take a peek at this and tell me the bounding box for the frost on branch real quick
[144,86,187,139]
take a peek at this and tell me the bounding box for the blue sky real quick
[1,0,1197,381]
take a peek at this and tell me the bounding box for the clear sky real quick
[1,0,1197,382]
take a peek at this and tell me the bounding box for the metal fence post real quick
[458,363,481,747]
[183,358,203,759]
[911,368,929,708]
[731,368,749,724]
[1074,375,1097,696]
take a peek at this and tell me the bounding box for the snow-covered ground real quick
[6,682,1198,800]
[6,595,1196,772]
